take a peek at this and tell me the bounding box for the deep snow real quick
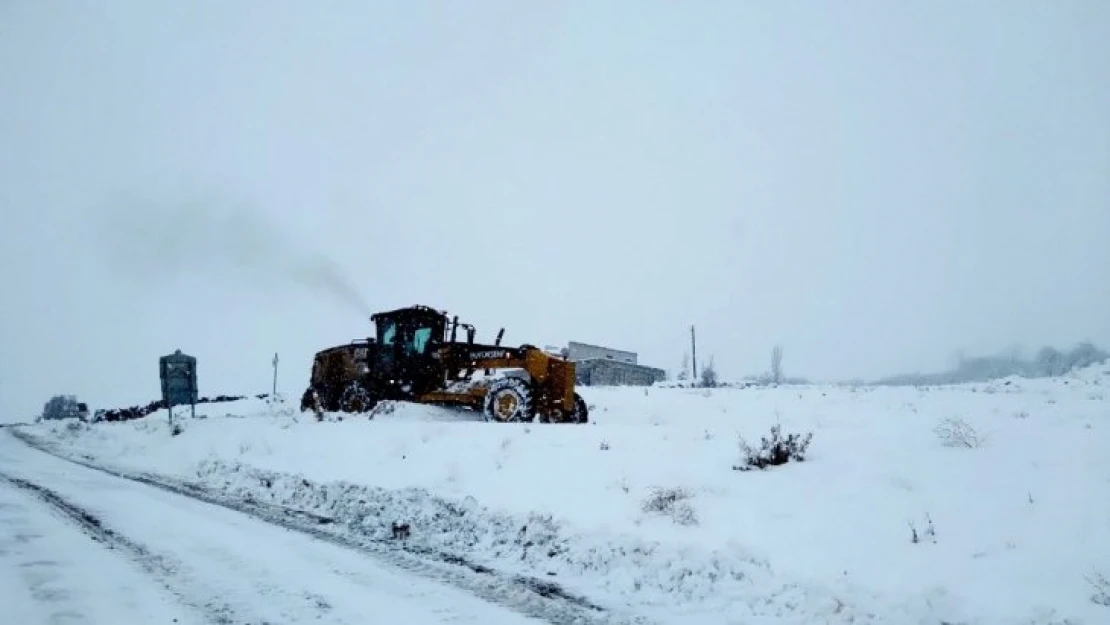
[14,363,1110,624]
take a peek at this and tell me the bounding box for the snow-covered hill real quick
[14,363,1110,625]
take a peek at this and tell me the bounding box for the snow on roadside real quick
[15,362,1110,625]
[194,458,800,617]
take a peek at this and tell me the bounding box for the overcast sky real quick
[1,1,1107,420]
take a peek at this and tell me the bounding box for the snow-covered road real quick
[0,474,201,624]
[0,433,546,625]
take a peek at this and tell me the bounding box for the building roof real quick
[568,340,636,354]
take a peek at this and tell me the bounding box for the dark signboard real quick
[159,349,198,409]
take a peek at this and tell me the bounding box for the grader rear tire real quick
[536,392,589,424]
[301,387,326,421]
[483,377,534,423]
[570,393,589,423]
[340,383,377,414]
[300,388,318,413]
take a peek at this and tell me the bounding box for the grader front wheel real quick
[483,378,534,423]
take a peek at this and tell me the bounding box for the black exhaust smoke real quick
[90,193,371,316]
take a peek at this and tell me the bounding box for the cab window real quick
[412,327,432,354]
[381,321,397,345]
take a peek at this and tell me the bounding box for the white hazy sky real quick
[2,1,1108,420]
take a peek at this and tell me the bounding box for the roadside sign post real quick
[159,349,198,425]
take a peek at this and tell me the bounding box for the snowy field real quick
[13,363,1110,625]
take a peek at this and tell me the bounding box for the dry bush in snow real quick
[934,417,982,448]
[641,486,698,526]
[700,357,719,388]
[908,513,936,544]
[733,424,813,471]
[1086,571,1110,607]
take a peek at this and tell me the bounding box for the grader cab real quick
[300,305,588,424]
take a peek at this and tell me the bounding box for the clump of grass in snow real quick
[641,486,698,526]
[733,424,813,471]
[1086,570,1110,607]
[908,513,936,544]
[933,416,982,448]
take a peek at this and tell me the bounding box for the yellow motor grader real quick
[300,305,588,423]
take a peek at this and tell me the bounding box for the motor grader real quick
[299,305,588,423]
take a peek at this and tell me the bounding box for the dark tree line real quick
[876,341,1108,386]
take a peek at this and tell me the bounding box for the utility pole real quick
[272,352,279,398]
[690,325,698,383]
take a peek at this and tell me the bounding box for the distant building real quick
[566,341,666,387]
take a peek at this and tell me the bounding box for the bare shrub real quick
[390,521,411,540]
[1086,571,1110,607]
[933,417,982,448]
[641,486,698,526]
[733,424,813,471]
[700,357,719,388]
[908,513,936,544]
[670,502,697,526]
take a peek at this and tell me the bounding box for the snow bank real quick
[16,364,1110,624]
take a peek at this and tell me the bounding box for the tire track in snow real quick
[8,428,643,625]
[0,472,248,625]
